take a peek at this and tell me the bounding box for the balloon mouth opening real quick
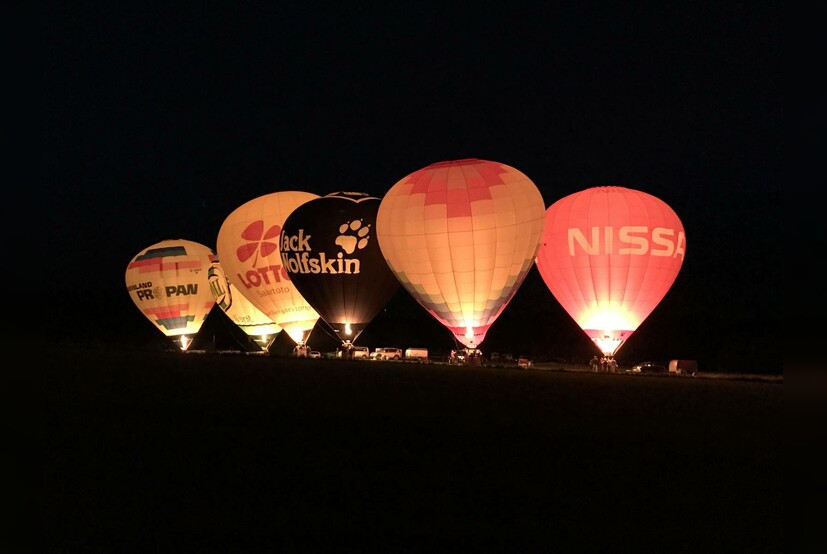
[284,327,310,345]
[583,329,634,357]
[253,334,276,351]
[448,325,488,349]
[325,322,367,344]
[177,335,193,351]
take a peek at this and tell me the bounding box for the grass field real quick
[44,347,781,551]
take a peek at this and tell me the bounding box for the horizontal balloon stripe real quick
[236,323,281,335]
[399,276,515,326]
[155,315,196,331]
[135,246,188,260]
[143,304,191,318]
[127,259,204,272]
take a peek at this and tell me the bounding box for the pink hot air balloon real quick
[376,158,546,350]
[534,186,686,357]
[216,191,320,345]
[125,238,216,351]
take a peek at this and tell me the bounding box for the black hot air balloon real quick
[280,192,400,350]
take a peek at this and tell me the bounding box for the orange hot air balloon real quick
[207,258,281,351]
[216,191,320,345]
[125,238,216,351]
[376,158,546,349]
[534,186,686,357]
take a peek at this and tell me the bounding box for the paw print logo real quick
[335,219,370,254]
[236,220,281,266]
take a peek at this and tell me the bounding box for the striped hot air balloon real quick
[125,238,216,351]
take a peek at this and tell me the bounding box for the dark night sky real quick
[42,2,780,372]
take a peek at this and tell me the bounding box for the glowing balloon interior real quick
[376,159,546,348]
[125,239,217,350]
[216,191,321,345]
[207,258,281,350]
[534,186,686,356]
[280,192,400,345]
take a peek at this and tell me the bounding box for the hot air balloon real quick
[534,186,686,358]
[125,238,216,351]
[207,258,281,351]
[216,191,320,346]
[376,158,546,352]
[280,192,401,352]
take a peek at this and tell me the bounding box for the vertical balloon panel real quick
[376,159,546,348]
[216,191,321,345]
[125,239,216,351]
[534,186,686,356]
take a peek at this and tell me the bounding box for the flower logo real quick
[236,220,281,267]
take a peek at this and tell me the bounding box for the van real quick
[405,347,428,361]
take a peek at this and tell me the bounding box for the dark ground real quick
[43,347,781,552]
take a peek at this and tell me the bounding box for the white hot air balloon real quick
[216,191,320,345]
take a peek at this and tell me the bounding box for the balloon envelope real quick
[207,258,281,350]
[376,159,546,348]
[216,191,321,344]
[280,192,401,343]
[125,238,216,350]
[534,186,686,356]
